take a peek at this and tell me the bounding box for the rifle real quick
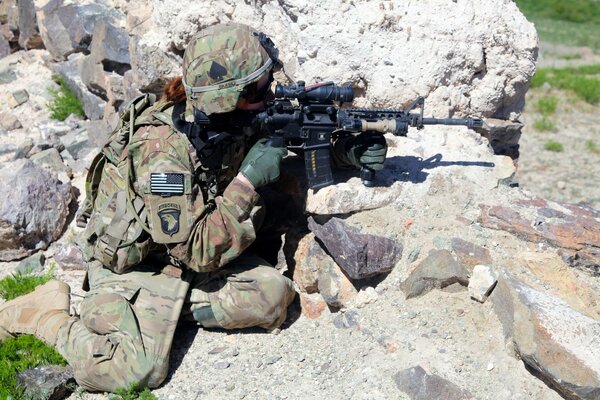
[257,81,484,189]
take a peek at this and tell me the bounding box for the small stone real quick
[333,310,360,329]
[17,365,75,400]
[208,346,227,355]
[214,360,231,369]
[0,111,22,131]
[486,362,494,371]
[0,68,17,84]
[53,243,84,270]
[8,89,29,108]
[408,311,418,319]
[407,247,421,264]
[353,286,379,308]
[394,366,474,399]
[468,265,499,303]
[16,252,46,274]
[266,356,282,365]
[377,336,399,353]
[296,355,305,362]
[557,181,567,190]
[300,292,327,319]
[400,250,469,299]
[13,138,34,160]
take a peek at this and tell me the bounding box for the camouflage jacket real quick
[80,100,262,274]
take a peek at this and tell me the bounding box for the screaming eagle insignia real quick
[157,202,181,236]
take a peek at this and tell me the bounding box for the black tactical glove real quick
[240,138,287,188]
[333,133,388,171]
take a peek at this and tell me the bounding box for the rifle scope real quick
[274,81,354,103]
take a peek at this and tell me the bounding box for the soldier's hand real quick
[240,138,287,188]
[340,133,388,171]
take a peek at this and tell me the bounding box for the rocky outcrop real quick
[0,160,72,261]
[141,0,537,121]
[36,0,123,60]
[491,273,600,400]
[479,198,600,275]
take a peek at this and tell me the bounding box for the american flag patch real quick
[150,173,184,195]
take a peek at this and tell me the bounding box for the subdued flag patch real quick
[151,173,184,195]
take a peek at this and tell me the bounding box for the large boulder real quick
[135,0,537,120]
[0,160,72,261]
[36,0,124,60]
[491,273,600,400]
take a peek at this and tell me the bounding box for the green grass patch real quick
[535,96,558,115]
[515,0,600,49]
[0,269,55,301]
[544,140,565,152]
[534,117,557,132]
[515,0,600,24]
[0,334,67,400]
[0,268,68,399]
[531,65,600,104]
[111,384,159,400]
[586,140,600,153]
[559,53,583,61]
[48,75,85,121]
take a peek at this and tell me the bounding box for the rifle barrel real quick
[422,117,483,128]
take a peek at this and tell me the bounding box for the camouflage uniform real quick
[54,43,295,391]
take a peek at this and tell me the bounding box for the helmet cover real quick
[182,23,273,115]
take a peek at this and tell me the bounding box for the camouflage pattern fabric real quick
[55,260,189,391]
[184,253,295,330]
[55,254,294,392]
[57,101,296,391]
[182,23,270,115]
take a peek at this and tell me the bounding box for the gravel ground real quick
[517,42,600,209]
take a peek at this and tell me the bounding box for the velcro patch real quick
[151,173,184,195]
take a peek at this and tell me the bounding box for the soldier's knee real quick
[255,267,296,309]
[80,292,135,335]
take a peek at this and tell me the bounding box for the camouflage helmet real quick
[182,23,280,115]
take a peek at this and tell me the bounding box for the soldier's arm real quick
[169,174,260,272]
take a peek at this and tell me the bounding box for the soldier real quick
[0,23,387,392]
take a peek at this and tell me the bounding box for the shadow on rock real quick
[374,153,496,187]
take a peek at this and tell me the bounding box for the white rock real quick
[353,287,379,309]
[468,264,499,303]
[132,0,537,119]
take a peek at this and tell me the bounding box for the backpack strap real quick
[76,152,107,228]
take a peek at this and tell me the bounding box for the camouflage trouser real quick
[55,255,295,392]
